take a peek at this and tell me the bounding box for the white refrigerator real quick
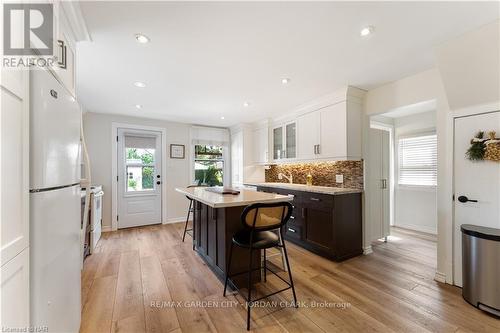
[30,69,82,332]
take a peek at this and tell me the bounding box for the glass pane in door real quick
[273,127,283,159]
[286,123,296,158]
[125,147,156,192]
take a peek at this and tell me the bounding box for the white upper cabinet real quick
[272,122,296,161]
[252,126,269,165]
[244,86,364,165]
[297,111,320,160]
[296,89,363,161]
[52,2,76,96]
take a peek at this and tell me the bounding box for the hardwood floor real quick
[80,224,499,333]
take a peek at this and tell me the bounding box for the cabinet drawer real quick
[301,192,334,209]
[285,223,302,241]
[289,204,304,224]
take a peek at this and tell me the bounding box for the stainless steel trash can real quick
[461,224,500,317]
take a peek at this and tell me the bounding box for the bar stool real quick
[223,201,298,330]
[182,184,204,249]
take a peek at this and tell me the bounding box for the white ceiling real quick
[77,1,499,127]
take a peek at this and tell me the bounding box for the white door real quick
[117,129,162,228]
[453,111,500,287]
[368,127,391,241]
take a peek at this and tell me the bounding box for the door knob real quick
[156,181,161,185]
[457,195,478,203]
[156,175,161,178]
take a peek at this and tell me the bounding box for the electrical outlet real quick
[336,174,344,184]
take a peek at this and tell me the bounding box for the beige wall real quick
[83,112,192,230]
[436,20,500,110]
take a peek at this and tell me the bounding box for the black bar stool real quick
[182,184,205,249]
[223,201,298,330]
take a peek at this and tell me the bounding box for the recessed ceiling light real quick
[135,34,150,43]
[360,26,374,37]
[281,78,291,85]
[243,102,250,107]
[220,116,225,120]
[135,104,142,109]
[134,81,146,88]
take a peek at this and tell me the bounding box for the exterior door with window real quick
[453,111,500,287]
[117,129,162,228]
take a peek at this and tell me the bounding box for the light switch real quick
[336,174,344,184]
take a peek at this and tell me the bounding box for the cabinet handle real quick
[57,40,67,69]
[310,197,320,202]
[290,216,295,219]
[314,145,318,154]
[301,207,306,218]
[317,144,320,154]
[288,228,296,233]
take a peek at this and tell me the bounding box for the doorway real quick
[368,102,438,261]
[453,111,500,286]
[117,128,162,228]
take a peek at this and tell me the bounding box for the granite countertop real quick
[175,187,293,208]
[244,182,363,195]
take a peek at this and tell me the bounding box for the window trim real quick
[397,132,437,188]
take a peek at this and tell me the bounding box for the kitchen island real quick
[246,183,363,262]
[175,187,293,286]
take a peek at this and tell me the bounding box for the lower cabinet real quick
[1,248,30,328]
[258,186,362,261]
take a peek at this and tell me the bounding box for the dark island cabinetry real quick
[257,186,362,261]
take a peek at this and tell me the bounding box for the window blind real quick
[398,134,437,186]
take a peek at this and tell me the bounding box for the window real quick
[398,134,437,186]
[194,145,224,186]
[125,148,155,191]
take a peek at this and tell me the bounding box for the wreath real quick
[466,131,500,162]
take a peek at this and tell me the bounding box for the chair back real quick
[241,202,293,232]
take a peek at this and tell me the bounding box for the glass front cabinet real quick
[272,122,296,161]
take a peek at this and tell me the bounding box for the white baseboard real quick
[434,271,446,284]
[363,246,373,255]
[101,226,113,233]
[163,217,191,224]
[394,223,437,235]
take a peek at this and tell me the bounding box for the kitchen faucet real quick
[278,172,293,184]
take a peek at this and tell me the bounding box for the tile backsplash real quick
[265,160,364,189]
